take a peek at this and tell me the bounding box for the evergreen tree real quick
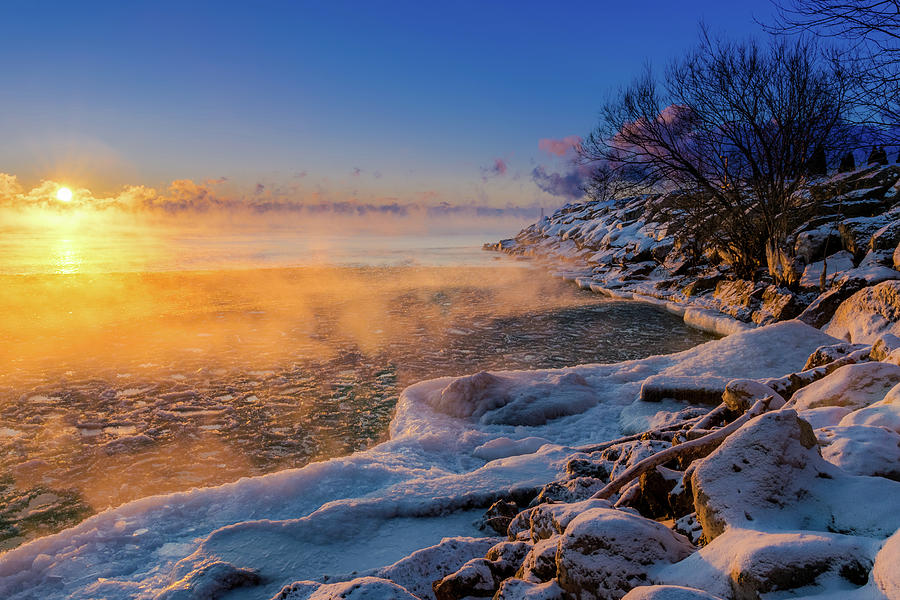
[838,151,856,173]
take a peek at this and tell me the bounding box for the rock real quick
[517,537,559,582]
[432,558,509,600]
[796,278,866,328]
[894,241,900,271]
[634,466,682,519]
[799,250,855,288]
[839,391,900,433]
[494,579,566,599]
[565,457,609,480]
[155,560,261,600]
[801,342,867,370]
[793,224,841,263]
[840,217,889,259]
[657,528,873,600]
[869,220,900,251]
[622,586,723,600]
[712,280,764,319]
[360,537,503,600]
[722,379,785,412]
[639,375,731,406]
[532,477,605,505]
[789,362,900,411]
[873,528,900,598]
[816,424,900,480]
[274,578,420,600]
[555,508,694,600]
[750,286,805,325]
[796,405,853,429]
[525,498,613,542]
[871,333,900,360]
[691,409,900,540]
[825,280,900,343]
[481,501,521,536]
[682,274,723,298]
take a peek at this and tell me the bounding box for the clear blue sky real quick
[0,0,778,207]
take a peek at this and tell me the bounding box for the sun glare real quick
[56,187,73,202]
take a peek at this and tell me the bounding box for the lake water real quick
[0,231,714,550]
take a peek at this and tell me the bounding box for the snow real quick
[801,251,856,288]
[473,437,551,461]
[0,321,841,600]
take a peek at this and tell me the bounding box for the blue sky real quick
[0,0,778,208]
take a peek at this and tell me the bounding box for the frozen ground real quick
[0,320,835,599]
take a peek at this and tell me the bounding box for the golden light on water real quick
[56,186,73,202]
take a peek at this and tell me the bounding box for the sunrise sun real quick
[56,187,73,202]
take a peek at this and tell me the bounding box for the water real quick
[0,231,714,550]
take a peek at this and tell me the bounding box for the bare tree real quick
[579,34,855,283]
[768,0,900,130]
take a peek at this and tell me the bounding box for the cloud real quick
[530,164,591,199]
[538,135,582,158]
[0,172,542,226]
[480,158,508,181]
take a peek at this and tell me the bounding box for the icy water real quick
[0,245,714,550]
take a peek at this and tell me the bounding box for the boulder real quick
[691,410,900,540]
[816,424,900,480]
[840,217,889,259]
[432,558,511,600]
[873,528,900,598]
[517,537,559,582]
[750,286,805,325]
[801,342,867,370]
[657,528,873,600]
[796,278,867,328]
[799,250,855,289]
[555,508,694,600]
[275,578,419,600]
[871,333,900,360]
[789,362,900,411]
[722,379,785,412]
[839,394,900,433]
[825,280,900,343]
[622,586,723,600]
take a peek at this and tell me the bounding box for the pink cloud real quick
[538,135,582,157]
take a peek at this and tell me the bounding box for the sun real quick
[56,187,73,202]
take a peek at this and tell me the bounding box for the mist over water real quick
[0,225,714,550]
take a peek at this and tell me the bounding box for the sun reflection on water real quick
[52,239,83,274]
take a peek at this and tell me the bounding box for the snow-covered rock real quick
[789,362,900,411]
[691,410,900,540]
[275,577,419,600]
[873,528,900,598]
[622,586,723,600]
[433,371,597,426]
[555,507,694,600]
[839,394,900,433]
[657,528,878,600]
[825,280,900,343]
[816,424,900,480]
